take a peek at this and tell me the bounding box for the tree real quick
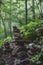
[32,0,35,22]
[25,0,28,24]
[39,0,43,20]
[0,0,7,38]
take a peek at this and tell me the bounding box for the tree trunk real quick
[39,0,43,20]
[25,0,28,24]
[0,2,7,38]
[9,0,12,37]
[1,17,7,38]
[32,0,35,22]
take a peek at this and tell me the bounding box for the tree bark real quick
[9,0,12,37]
[32,0,35,22]
[25,0,28,24]
[39,0,43,20]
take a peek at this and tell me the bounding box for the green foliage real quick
[0,37,11,47]
[4,36,12,42]
[0,0,43,39]
[20,21,43,42]
[0,39,4,47]
[31,53,41,64]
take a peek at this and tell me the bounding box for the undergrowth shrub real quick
[20,21,43,43]
[0,37,11,47]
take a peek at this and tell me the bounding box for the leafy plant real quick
[31,53,43,65]
[20,21,43,43]
[0,36,11,47]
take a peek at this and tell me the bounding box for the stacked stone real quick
[12,26,30,65]
[0,48,5,65]
[0,26,43,65]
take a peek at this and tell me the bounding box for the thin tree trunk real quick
[1,16,7,38]
[39,0,42,20]
[32,0,35,22]
[0,1,7,38]
[9,0,12,37]
[25,0,28,24]
[19,1,23,26]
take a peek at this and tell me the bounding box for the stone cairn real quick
[0,26,43,65]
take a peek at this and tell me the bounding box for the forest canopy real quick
[0,0,43,40]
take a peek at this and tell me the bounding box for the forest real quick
[0,0,43,65]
